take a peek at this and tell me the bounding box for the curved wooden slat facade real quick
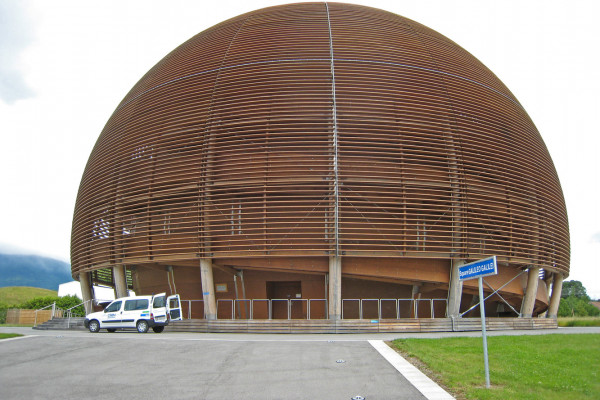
[71,3,569,309]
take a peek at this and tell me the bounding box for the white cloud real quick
[0,1,35,103]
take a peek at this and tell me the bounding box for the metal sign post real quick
[459,256,497,389]
[478,276,490,388]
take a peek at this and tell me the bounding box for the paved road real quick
[1,327,598,400]
[0,331,429,400]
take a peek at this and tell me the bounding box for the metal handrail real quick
[380,299,398,319]
[182,300,204,319]
[64,300,93,329]
[64,299,91,318]
[269,299,288,320]
[341,298,448,319]
[181,297,447,320]
[34,302,59,327]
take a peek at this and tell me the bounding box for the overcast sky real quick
[1,0,598,297]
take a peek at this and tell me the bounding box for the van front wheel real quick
[136,320,149,333]
[88,320,100,333]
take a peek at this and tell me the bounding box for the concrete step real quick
[164,317,558,333]
[33,317,87,331]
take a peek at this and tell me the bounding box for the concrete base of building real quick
[165,317,558,334]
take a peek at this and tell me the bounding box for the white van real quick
[84,293,182,333]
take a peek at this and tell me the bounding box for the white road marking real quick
[0,335,39,343]
[369,339,455,400]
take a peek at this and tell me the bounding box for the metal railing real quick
[33,300,91,328]
[64,300,93,328]
[341,298,447,319]
[181,300,205,319]
[34,303,60,327]
[180,298,446,320]
[216,299,328,320]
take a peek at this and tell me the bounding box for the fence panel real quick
[216,299,234,319]
[179,298,447,320]
[308,299,327,319]
[6,309,60,325]
[342,299,360,319]
[251,299,270,319]
[182,300,204,319]
[361,299,379,319]
[380,299,398,319]
[234,299,251,319]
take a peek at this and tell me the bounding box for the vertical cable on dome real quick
[325,2,340,256]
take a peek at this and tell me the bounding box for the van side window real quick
[125,299,149,311]
[105,301,122,313]
[153,296,166,308]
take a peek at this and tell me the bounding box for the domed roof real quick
[72,2,569,276]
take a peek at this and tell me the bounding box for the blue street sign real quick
[458,256,497,281]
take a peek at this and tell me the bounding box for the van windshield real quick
[153,296,166,308]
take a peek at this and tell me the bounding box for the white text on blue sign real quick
[458,257,497,280]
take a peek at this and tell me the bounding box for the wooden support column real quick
[79,271,94,315]
[113,265,128,298]
[544,273,553,299]
[200,259,217,320]
[411,285,421,318]
[328,255,342,320]
[520,267,540,317]
[447,259,465,317]
[539,272,554,317]
[547,273,564,318]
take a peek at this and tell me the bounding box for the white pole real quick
[479,276,491,388]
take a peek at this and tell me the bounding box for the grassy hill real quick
[0,286,57,307]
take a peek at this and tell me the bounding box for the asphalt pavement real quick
[1,326,598,400]
[0,330,431,400]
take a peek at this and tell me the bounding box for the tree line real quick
[558,280,599,317]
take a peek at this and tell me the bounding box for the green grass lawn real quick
[0,333,23,340]
[0,286,57,306]
[392,334,600,400]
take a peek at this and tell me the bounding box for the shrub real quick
[0,301,15,324]
[21,295,85,317]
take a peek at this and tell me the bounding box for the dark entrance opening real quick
[266,281,302,319]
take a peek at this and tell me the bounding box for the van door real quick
[122,298,150,328]
[100,300,123,327]
[167,294,183,321]
[151,293,169,324]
